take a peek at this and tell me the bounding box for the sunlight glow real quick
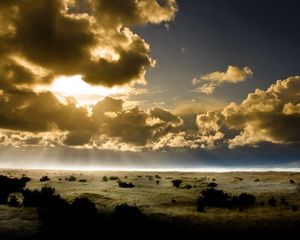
[49,75,129,105]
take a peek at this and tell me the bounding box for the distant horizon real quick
[1,165,300,173]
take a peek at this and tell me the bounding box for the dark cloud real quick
[0,0,177,87]
[0,89,90,132]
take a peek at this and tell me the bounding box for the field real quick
[0,169,300,239]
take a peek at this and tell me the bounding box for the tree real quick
[172,179,183,188]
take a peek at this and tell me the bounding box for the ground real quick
[0,169,300,239]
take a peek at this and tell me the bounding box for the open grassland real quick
[0,169,300,239]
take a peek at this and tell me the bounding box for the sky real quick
[0,0,299,170]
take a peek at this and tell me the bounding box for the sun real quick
[49,75,128,105]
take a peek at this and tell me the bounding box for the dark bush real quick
[79,179,87,182]
[113,203,144,224]
[207,182,218,188]
[102,176,108,182]
[22,186,56,207]
[185,184,192,190]
[290,179,295,184]
[236,193,256,207]
[254,178,260,182]
[268,197,277,207]
[8,195,20,207]
[68,176,76,181]
[20,176,31,183]
[109,176,119,181]
[156,180,160,185]
[118,180,134,188]
[196,188,231,211]
[172,179,183,188]
[155,175,161,179]
[40,176,50,182]
[0,175,27,204]
[71,197,97,223]
[38,194,71,225]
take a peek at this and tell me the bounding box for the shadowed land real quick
[0,169,300,240]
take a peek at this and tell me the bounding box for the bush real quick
[68,176,76,181]
[268,197,277,207]
[118,181,135,188]
[37,194,71,225]
[40,176,50,182]
[109,176,119,181]
[155,175,161,179]
[172,179,183,188]
[236,193,256,207]
[8,195,19,207]
[207,182,217,188]
[0,175,27,204]
[79,179,87,182]
[102,176,108,182]
[196,188,231,212]
[22,186,56,207]
[20,176,31,183]
[156,180,160,185]
[71,197,97,222]
[113,203,144,224]
[185,184,192,190]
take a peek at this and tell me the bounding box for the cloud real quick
[192,66,253,94]
[222,76,300,148]
[0,0,178,88]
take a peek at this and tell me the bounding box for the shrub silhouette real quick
[0,175,27,204]
[196,188,231,211]
[71,197,97,223]
[109,176,119,181]
[40,176,50,182]
[68,176,76,181]
[79,179,87,182]
[156,180,160,185]
[185,184,192,190]
[172,179,183,188]
[155,175,161,179]
[207,182,218,188]
[268,197,277,207]
[20,176,31,183]
[8,195,20,207]
[118,180,134,188]
[22,186,56,207]
[237,193,256,207]
[102,176,108,182]
[113,203,144,225]
[37,194,71,225]
[290,179,295,184]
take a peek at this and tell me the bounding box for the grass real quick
[0,169,299,239]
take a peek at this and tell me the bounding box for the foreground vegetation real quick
[0,170,299,239]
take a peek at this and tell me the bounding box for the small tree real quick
[40,176,50,182]
[102,176,108,182]
[172,179,183,188]
[118,180,135,188]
